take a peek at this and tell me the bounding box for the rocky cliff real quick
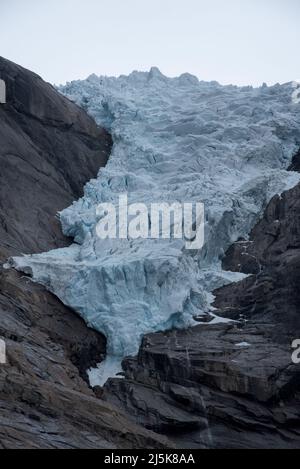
[0,57,168,449]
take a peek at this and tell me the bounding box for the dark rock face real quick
[0,57,168,449]
[288,148,300,172]
[0,56,112,259]
[103,176,300,448]
[103,324,300,448]
[216,181,300,343]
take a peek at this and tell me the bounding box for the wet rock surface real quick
[0,57,168,449]
[103,179,300,448]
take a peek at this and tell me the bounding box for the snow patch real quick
[88,356,123,387]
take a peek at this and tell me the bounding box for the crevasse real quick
[11,68,300,384]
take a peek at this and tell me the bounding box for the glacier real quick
[11,68,300,385]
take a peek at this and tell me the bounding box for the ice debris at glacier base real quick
[11,68,300,385]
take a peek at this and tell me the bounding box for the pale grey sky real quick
[1,0,300,86]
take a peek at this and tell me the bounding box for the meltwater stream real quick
[12,69,300,385]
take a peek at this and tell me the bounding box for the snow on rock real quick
[11,69,300,384]
[236,342,251,348]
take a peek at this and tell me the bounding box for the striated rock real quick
[0,57,169,449]
[103,323,300,448]
[106,378,207,434]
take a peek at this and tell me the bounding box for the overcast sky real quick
[1,0,300,86]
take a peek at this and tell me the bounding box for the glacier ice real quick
[11,69,300,385]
